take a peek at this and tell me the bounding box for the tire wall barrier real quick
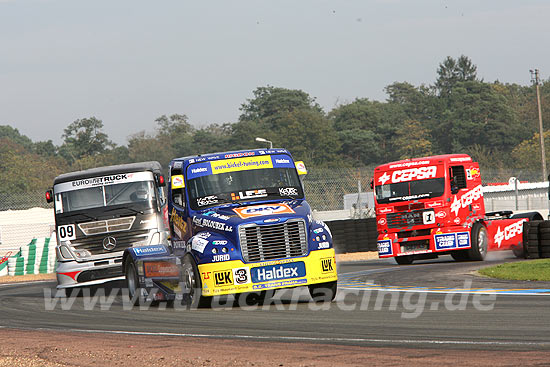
[325,218,378,254]
[524,220,550,259]
[0,233,57,277]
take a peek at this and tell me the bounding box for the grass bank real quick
[479,259,550,281]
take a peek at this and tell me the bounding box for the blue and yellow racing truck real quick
[122,148,338,306]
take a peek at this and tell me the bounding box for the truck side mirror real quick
[45,189,53,203]
[548,174,550,200]
[370,179,374,190]
[450,177,459,195]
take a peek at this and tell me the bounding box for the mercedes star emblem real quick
[103,236,117,251]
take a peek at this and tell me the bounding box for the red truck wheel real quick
[467,223,487,261]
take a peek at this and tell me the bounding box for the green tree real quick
[394,120,433,159]
[435,55,477,96]
[60,117,114,163]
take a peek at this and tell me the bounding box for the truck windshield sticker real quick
[187,154,295,180]
[233,203,295,219]
[55,171,154,193]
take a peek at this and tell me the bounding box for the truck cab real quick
[373,154,541,264]
[47,161,169,292]
[123,149,338,306]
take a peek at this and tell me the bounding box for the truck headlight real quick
[73,249,92,259]
[59,245,73,260]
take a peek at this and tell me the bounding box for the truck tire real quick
[451,250,470,262]
[308,281,337,303]
[467,223,487,261]
[125,261,141,306]
[181,255,211,308]
[395,255,414,265]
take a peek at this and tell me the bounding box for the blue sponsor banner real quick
[132,245,168,257]
[251,261,306,283]
[252,279,307,290]
[434,233,457,250]
[377,239,393,256]
[186,162,213,179]
[457,232,471,248]
[271,154,295,169]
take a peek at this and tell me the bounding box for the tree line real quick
[1,55,549,198]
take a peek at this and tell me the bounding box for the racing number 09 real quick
[58,224,76,241]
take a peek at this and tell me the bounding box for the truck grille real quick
[238,219,308,262]
[387,210,427,229]
[78,217,136,236]
[72,229,149,256]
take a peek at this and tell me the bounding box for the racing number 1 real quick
[58,224,76,241]
[423,211,435,225]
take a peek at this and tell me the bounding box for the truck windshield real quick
[375,177,445,204]
[55,181,157,214]
[187,165,303,210]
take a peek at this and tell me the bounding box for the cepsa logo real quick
[378,166,438,184]
[494,219,527,248]
[233,203,295,219]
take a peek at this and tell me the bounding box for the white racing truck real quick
[46,162,169,295]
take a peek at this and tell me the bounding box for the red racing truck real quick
[373,154,542,265]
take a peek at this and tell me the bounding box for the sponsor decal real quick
[214,270,233,286]
[494,219,527,248]
[388,160,430,169]
[71,174,128,188]
[133,245,168,257]
[231,189,267,201]
[251,261,306,283]
[472,203,482,211]
[390,166,438,183]
[264,218,279,223]
[191,167,208,174]
[279,187,299,196]
[377,239,393,256]
[466,167,481,180]
[191,236,209,253]
[140,219,152,224]
[435,211,447,219]
[233,203,295,219]
[321,258,334,273]
[171,240,187,249]
[434,233,457,250]
[171,208,188,239]
[454,217,461,224]
[378,172,391,185]
[233,267,250,285]
[252,279,307,290]
[426,200,444,208]
[317,241,330,249]
[275,158,290,164]
[450,185,483,216]
[449,157,472,163]
[378,217,387,226]
[377,207,394,214]
[196,195,219,207]
[313,228,324,234]
[212,254,230,262]
[295,161,308,175]
[224,152,255,159]
[171,174,184,189]
[457,232,471,248]
[212,156,272,174]
[144,261,179,277]
[212,240,228,245]
[202,271,211,280]
[193,216,233,232]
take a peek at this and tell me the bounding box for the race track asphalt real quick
[1,252,549,351]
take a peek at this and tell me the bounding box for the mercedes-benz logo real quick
[103,236,117,251]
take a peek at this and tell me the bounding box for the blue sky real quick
[1,0,549,145]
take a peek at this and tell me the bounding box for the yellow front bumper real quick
[198,249,338,297]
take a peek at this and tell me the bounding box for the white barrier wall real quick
[0,208,54,256]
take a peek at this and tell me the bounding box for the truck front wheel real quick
[125,261,141,305]
[467,223,488,261]
[395,255,414,265]
[308,281,337,302]
[181,255,211,308]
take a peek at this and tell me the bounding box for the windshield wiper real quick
[104,207,144,215]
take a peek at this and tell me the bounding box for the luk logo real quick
[251,261,306,283]
[233,203,295,219]
[321,258,334,273]
[214,270,233,287]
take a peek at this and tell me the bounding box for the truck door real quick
[169,164,190,241]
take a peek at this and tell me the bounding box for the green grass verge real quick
[478,259,550,281]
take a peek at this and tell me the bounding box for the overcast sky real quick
[1,0,549,145]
